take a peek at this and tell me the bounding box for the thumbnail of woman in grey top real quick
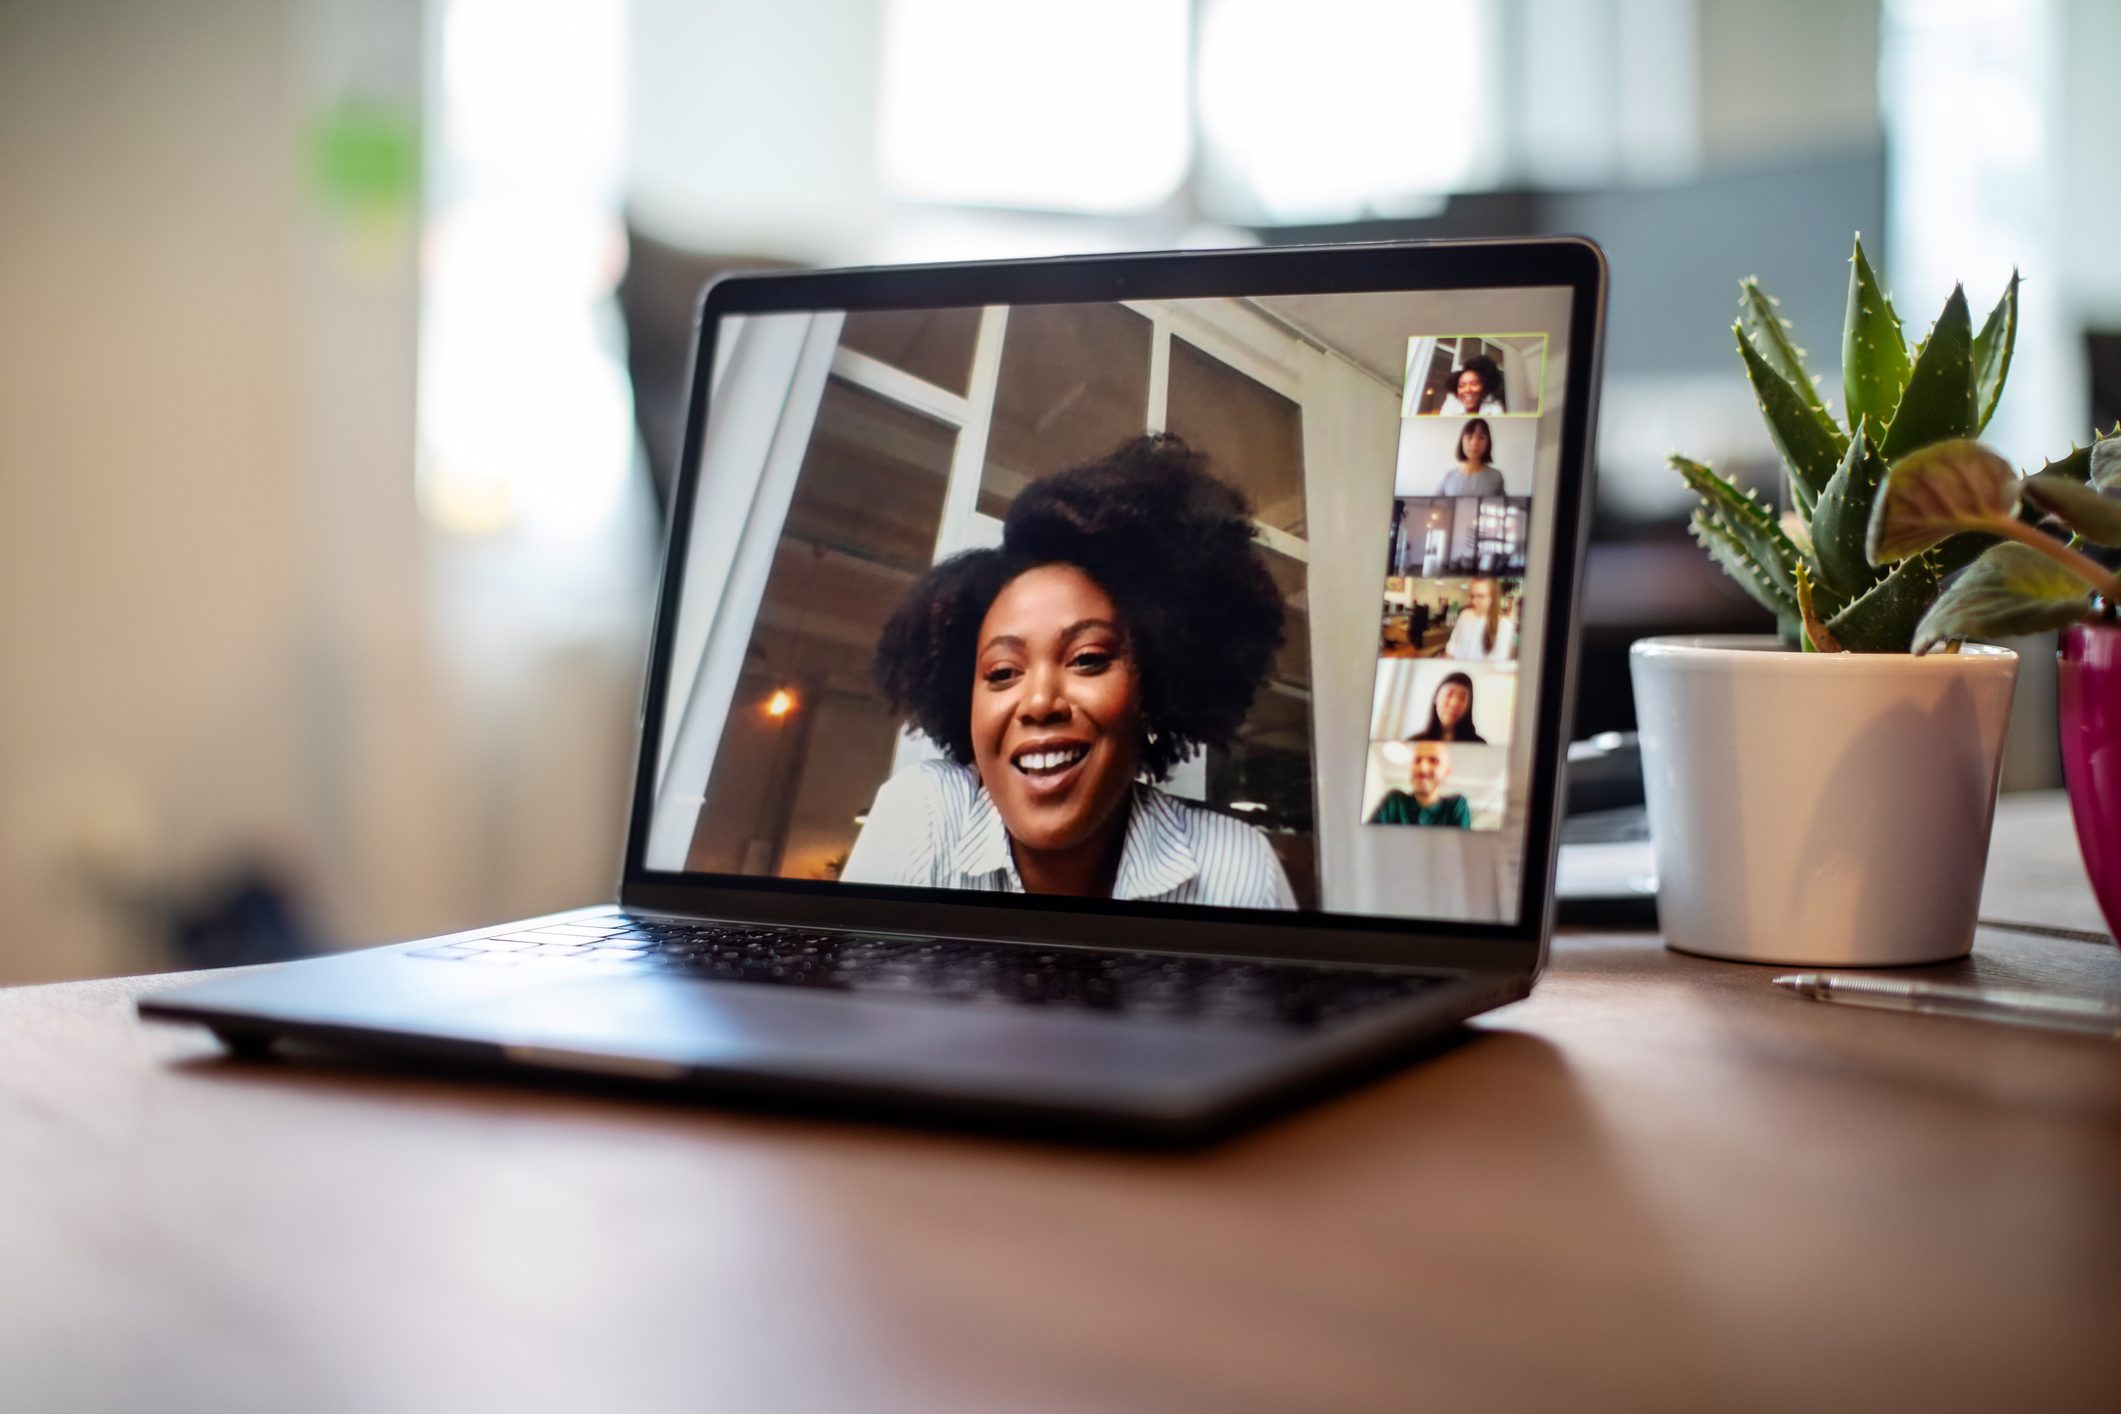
[1435,417,1505,496]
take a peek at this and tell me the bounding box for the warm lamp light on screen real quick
[765,688,797,719]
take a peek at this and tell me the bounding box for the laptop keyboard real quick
[408,917,1440,1029]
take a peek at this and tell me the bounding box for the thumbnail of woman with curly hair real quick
[841,436,1297,907]
[1443,354,1505,415]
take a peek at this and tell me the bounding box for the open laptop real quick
[142,238,1607,1141]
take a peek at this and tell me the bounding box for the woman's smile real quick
[1009,735,1093,793]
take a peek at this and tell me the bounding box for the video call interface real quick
[645,286,1573,927]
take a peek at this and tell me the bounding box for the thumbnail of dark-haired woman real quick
[1410,671,1486,744]
[1368,741,1472,827]
[841,435,1297,908]
[1435,418,1505,496]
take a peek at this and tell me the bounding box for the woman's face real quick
[1435,680,1471,727]
[1468,580,1494,615]
[1454,369,1486,411]
[970,563,1142,857]
[1461,423,1492,462]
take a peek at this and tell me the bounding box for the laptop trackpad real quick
[435,976,1305,1107]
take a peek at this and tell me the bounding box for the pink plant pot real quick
[2058,619,2121,940]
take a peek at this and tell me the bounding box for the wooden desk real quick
[3,796,2115,1413]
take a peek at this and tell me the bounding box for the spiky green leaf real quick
[1827,550,1941,653]
[2022,471,2121,547]
[1739,277,1833,419]
[1736,323,1845,502]
[1878,285,1977,460]
[1780,507,1814,560]
[1843,237,1913,427]
[1807,571,1850,622]
[1866,438,2019,564]
[1691,511,1799,625]
[1790,473,1818,524]
[1795,563,1842,652]
[1811,420,1889,595]
[2035,442,2092,483]
[1970,270,2019,432]
[1912,542,2093,654]
[1671,453,1806,601]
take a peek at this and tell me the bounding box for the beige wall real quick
[0,0,319,981]
[0,0,646,983]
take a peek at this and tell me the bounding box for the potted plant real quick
[1631,237,2032,966]
[1864,435,2121,939]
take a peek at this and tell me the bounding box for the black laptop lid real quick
[620,240,1605,972]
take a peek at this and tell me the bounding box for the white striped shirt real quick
[840,759,1297,909]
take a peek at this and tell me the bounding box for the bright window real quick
[877,0,1192,213]
[1196,0,1498,223]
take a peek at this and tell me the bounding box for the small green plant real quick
[1867,436,2120,653]
[1673,235,2035,651]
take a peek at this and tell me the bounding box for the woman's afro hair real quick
[874,435,1287,782]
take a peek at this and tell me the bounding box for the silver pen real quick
[1772,973,2121,1039]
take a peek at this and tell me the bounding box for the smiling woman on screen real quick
[1443,354,1506,415]
[841,436,1296,907]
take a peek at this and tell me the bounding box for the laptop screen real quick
[641,281,1576,930]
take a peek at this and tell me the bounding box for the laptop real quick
[141,238,1608,1142]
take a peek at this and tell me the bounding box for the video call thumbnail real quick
[1395,416,1537,499]
[1371,658,1516,747]
[1380,576,1521,662]
[1362,740,1508,830]
[1403,333,1548,417]
[1389,496,1530,579]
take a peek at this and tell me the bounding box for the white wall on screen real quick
[646,310,844,869]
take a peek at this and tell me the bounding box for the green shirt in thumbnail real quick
[1368,791,1473,828]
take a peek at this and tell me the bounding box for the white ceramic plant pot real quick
[1629,635,2018,966]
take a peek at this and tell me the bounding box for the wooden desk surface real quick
[4,795,2116,1413]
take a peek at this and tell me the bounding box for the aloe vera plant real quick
[1673,236,2027,651]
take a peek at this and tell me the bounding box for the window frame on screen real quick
[618,238,1606,976]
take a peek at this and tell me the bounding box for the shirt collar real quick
[1114,784,1201,900]
[949,786,1018,886]
[949,780,1202,900]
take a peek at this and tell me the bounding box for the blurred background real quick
[4,0,2118,984]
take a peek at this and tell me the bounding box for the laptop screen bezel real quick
[618,237,1606,974]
